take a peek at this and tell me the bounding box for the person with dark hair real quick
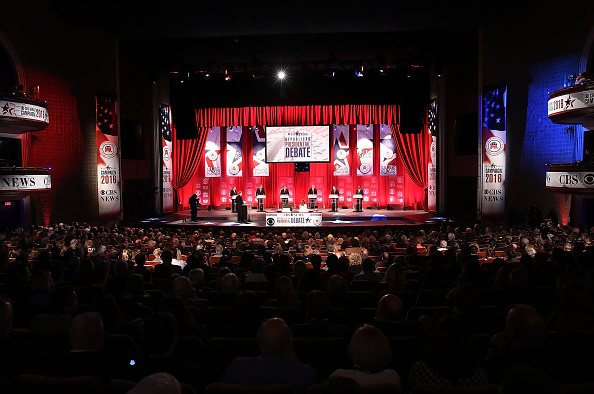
[353,258,383,282]
[408,316,488,389]
[220,317,316,392]
[189,193,199,222]
[236,191,246,223]
[291,290,349,338]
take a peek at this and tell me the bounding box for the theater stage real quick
[126,209,451,231]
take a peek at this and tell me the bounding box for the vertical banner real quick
[160,104,173,213]
[245,176,262,205]
[379,124,397,176]
[252,126,269,177]
[194,177,211,206]
[363,176,379,205]
[428,99,438,212]
[356,125,374,176]
[226,126,243,177]
[333,125,350,176]
[336,177,353,204]
[279,176,295,203]
[205,127,221,177]
[219,177,237,206]
[96,94,121,219]
[482,86,507,218]
[387,176,404,207]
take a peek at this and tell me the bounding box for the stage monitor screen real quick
[265,125,331,163]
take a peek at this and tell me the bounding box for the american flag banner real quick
[481,86,506,218]
[205,127,221,177]
[356,124,373,176]
[226,126,243,177]
[160,104,173,212]
[96,94,122,219]
[428,99,437,212]
[333,125,350,176]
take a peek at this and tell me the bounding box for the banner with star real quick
[96,94,122,219]
[333,124,350,176]
[481,85,506,218]
[428,99,437,212]
[379,124,397,176]
[226,126,243,177]
[160,104,173,212]
[356,125,374,176]
[205,127,221,177]
[252,126,269,177]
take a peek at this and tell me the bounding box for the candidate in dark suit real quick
[355,185,364,212]
[330,186,339,212]
[230,186,238,213]
[189,194,198,221]
[236,191,245,222]
[280,185,290,206]
[256,184,265,211]
[307,184,317,210]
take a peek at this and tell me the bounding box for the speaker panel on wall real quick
[173,108,198,140]
[454,112,478,156]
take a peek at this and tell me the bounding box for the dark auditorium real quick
[2,1,594,393]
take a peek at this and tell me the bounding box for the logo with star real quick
[1,102,15,115]
[565,95,576,109]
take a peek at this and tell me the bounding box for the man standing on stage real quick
[330,185,339,212]
[307,184,317,210]
[189,193,198,222]
[236,191,245,223]
[355,185,364,212]
[280,185,290,206]
[256,184,265,212]
[230,186,238,213]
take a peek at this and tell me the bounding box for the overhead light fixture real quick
[277,70,286,80]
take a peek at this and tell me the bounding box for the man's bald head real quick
[257,318,292,356]
[376,294,405,322]
[0,297,13,335]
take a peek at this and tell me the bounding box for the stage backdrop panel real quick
[252,126,269,177]
[481,86,506,219]
[96,94,122,219]
[160,104,174,212]
[205,127,221,177]
[194,177,211,206]
[356,125,374,176]
[361,176,379,207]
[226,126,243,177]
[333,124,350,176]
[245,176,262,205]
[380,124,397,176]
[219,177,238,206]
[387,176,405,207]
[336,177,353,205]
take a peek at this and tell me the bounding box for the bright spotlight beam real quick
[277,71,286,80]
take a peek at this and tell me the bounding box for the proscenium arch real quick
[0,30,25,91]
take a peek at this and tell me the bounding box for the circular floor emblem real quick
[313,217,322,226]
[360,163,371,174]
[229,164,240,175]
[485,137,504,156]
[337,149,347,160]
[163,146,171,161]
[100,141,117,159]
[584,173,594,185]
[266,217,276,226]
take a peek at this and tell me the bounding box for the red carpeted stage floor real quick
[125,208,452,232]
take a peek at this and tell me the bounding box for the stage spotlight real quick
[277,70,286,80]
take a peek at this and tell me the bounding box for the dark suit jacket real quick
[236,194,245,221]
[256,188,265,195]
[280,188,290,195]
[307,188,317,195]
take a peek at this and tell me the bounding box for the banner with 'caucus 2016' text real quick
[96,94,122,219]
[333,125,350,176]
[428,99,437,212]
[356,125,373,176]
[380,124,397,176]
[482,86,506,218]
[252,126,269,177]
[205,127,221,177]
[226,126,243,177]
[160,104,173,212]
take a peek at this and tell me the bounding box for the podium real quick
[308,194,317,210]
[329,194,339,212]
[230,195,237,213]
[280,194,289,207]
[256,195,266,212]
[353,194,363,212]
[239,204,250,222]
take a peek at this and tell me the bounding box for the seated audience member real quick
[381,262,408,291]
[154,250,175,279]
[48,312,130,385]
[217,290,262,338]
[408,315,488,389]
[486,304,550,383]
[30,285,78,333]
[499,364,562,394]
[266,275,304,312]
[547,279,594,333]
[352,258,383,282]
[372,294,423,337]
[243,257,268,284]
[127,373,182,394]
[291,290,349,338]
[297,268,326,293]
[220,317,317,393]
[329,324,401,392]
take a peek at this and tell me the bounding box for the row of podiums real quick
[230,194,365,213]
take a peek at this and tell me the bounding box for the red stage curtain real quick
[390,124,429,209]
[172,125,207,209]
